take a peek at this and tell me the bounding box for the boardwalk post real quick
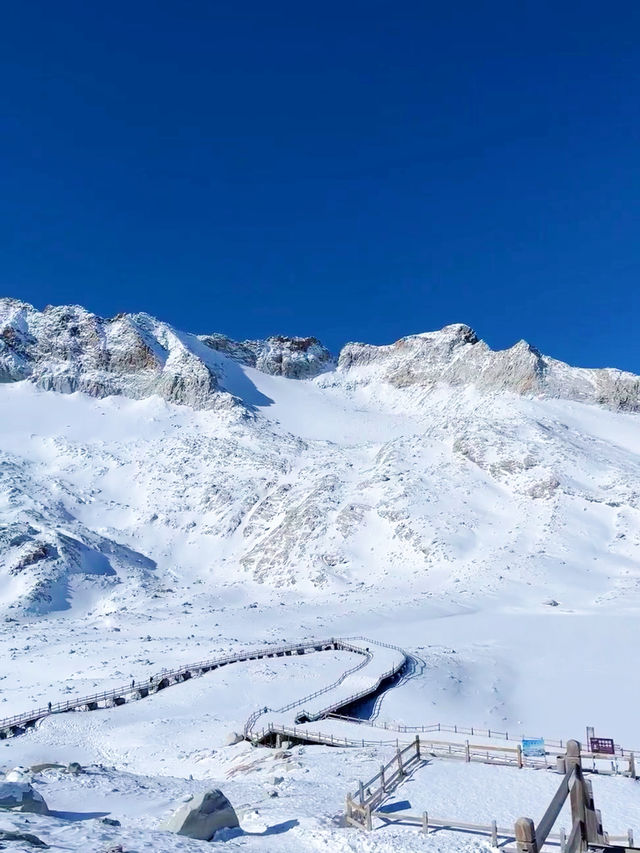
[629,752,636,780]
[422,811,428,834]
[559,827,566,852]
[365,804,372,831]
[359,780,365,804]
[628,828,635,846]
[380,764,386,792]
[514,817,538,853]
[565,739,581,771]
[415,734,421,760]
[397,747,404,777]
[566,739,589,846]
[465,740,471,762]
[491,819,497,847]
[517,743,523,768]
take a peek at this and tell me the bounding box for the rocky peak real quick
[1,297,638,413]
[0,298,226,410]
[0,298,334,409]
[199,332,334,378]
[337,325,640,411]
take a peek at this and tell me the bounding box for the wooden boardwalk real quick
[0,636,407,741]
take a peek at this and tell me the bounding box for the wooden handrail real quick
[535,765,576,847]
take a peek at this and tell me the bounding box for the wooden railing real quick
[345,736,423,830]
[329,715,640,762]
[245,637,407,739]
[344,737,639,850]
[514,740,609,853]
[0,637,351,737]
[243,639,373,737]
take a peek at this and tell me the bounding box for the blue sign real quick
[522,738,546,757]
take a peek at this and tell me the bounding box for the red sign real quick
[590,737,615,755]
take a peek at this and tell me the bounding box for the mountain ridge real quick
[1,297,639,412]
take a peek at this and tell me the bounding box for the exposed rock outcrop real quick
[3,298,638,411]
[338,323,640,411]
[0,299,231,410]
[200,333,333,378]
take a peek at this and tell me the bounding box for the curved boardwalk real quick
[0,636,407,744]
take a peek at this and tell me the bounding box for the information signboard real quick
[590,737,615,755]
[522,737,545,757]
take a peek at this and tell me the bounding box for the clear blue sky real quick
[2,1,639,371]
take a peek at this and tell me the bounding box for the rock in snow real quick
[0,829,48,848]
[159,789,239,841]
[224,731,244,746]
[0,781,49,814]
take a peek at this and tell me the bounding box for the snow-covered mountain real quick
[1,295,639,618]
[2,296,640,853]
[2,298,638,411]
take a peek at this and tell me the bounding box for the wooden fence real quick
[330,714,640,762]
[345,736,423,830]
[345,738,639,851]
[513,740,639,852]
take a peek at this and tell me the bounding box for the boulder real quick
[160,789,239,841]
[0,781,49,814]
[224,732,243,746]
[66,761,83,775]
[5,766,32,783]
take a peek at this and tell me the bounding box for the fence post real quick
[422,811,428,834]
[415,734,421,760]
[515,817,538,853]
[397,747,404,777]
[559,827,566,852]
[517,743,523,768]
[566,740,587,845]
[629,752,636,780]
[359,780,365,804]
[491,819,498,847]
[380,764,386,792]
[628,828,634,846]
[465,740,471,762]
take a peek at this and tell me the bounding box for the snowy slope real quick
[1,297,640,851]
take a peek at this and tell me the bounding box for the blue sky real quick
[1,1,639,371]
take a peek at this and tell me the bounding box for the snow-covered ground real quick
[1,307,640,850]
